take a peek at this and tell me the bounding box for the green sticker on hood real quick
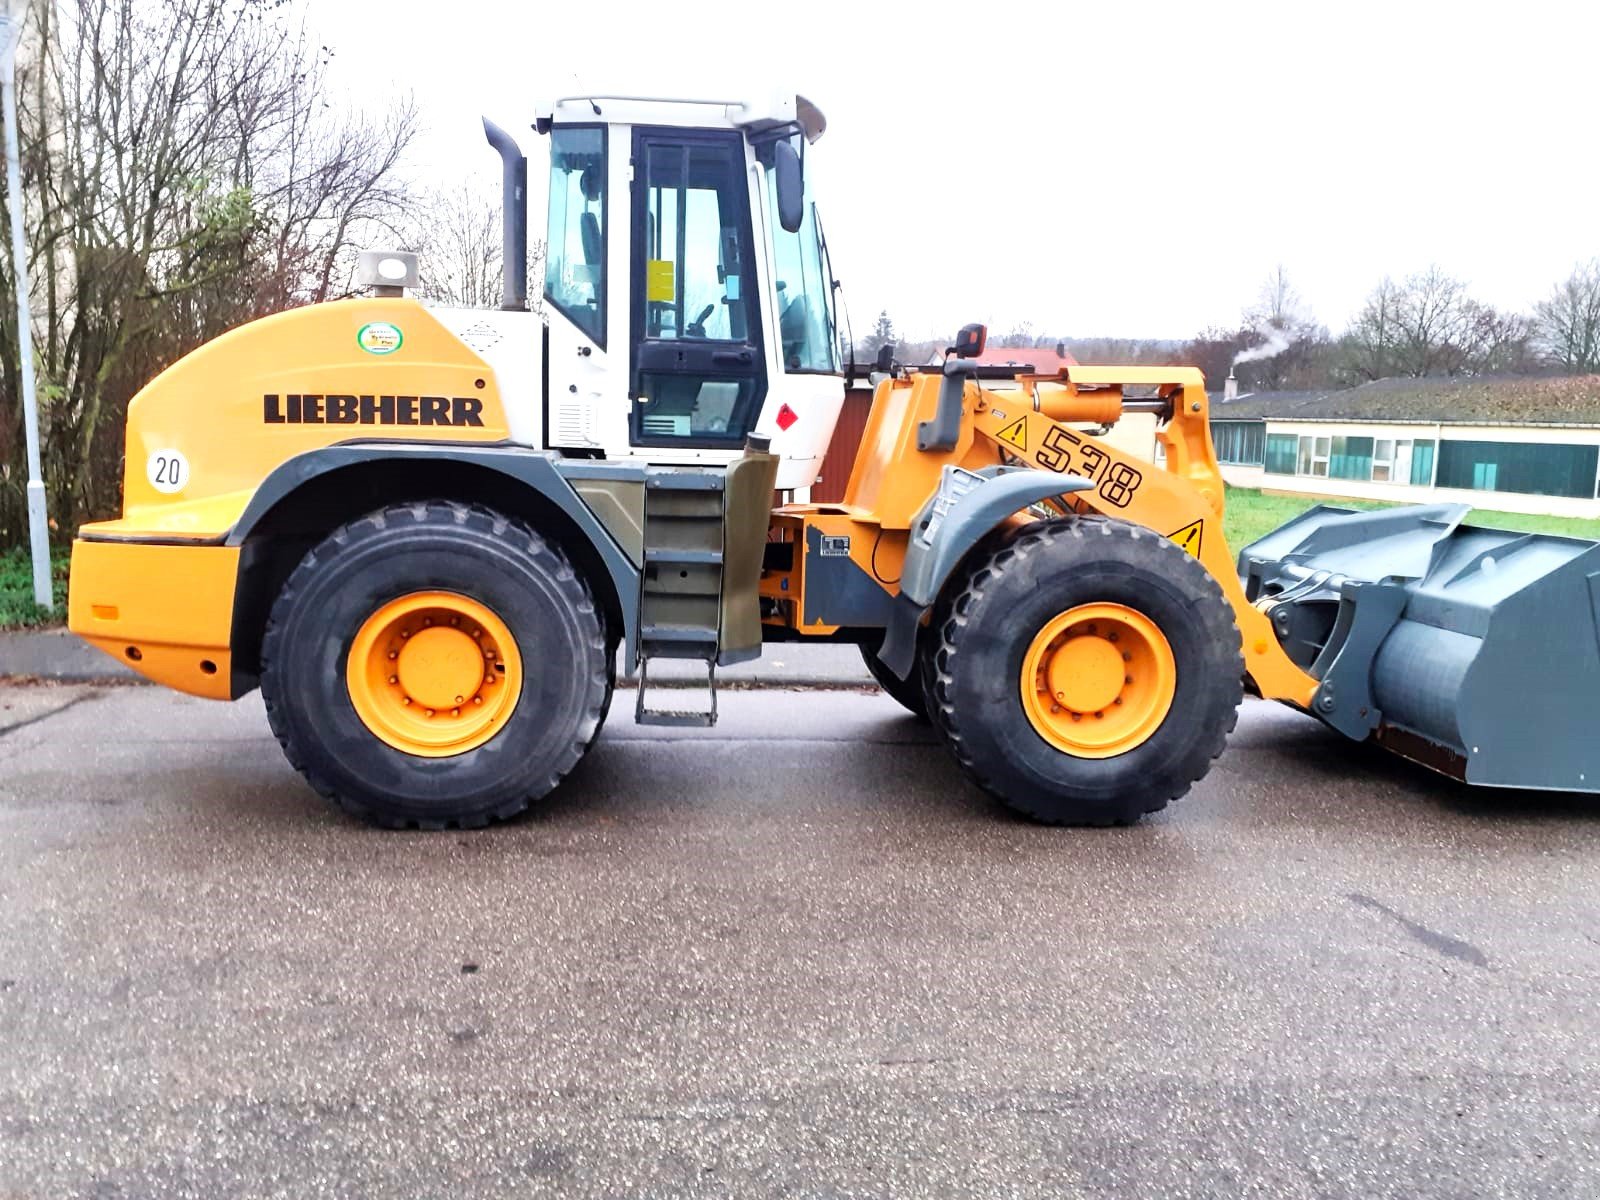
[357,322,404,355]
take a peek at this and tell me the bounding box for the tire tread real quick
[259,500,609,829]
[924,516,1244,825]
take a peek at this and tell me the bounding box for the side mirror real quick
[951,323,987,359]
[874,343,895,373]
[774,139,804,234]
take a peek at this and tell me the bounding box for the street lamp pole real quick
[0,8,49,611]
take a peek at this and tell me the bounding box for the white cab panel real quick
[429,308,544,445]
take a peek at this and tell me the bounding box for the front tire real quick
[260,501,611,829]
[924,517,1242,825]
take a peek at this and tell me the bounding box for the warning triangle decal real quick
[996,417,1028,451]
[1169,519,1204,558]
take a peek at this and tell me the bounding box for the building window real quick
[1264,433,1297,474]
[1329,436,1375,480]
[1410,440,1435,485]
[1211,421,1265,465]
[1297,435,1331,477]
[1265,433,1437,484]
[1373,439,1396,481]
[1436,440,1598,499]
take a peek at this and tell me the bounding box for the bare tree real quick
[1232,266,1326,390]
[1389,266,1470,377]
[1341,277,1403,382]
[1246,264,1306,331]
[1534,259,1600,374]
[1457,300,1536,376]
[412,183,503,309]
[0,0,418,541]
[992,320,1035,349]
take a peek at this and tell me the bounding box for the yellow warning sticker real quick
[646,259,675,303]
[996,416,1028,451]
[1169,519,1204,558]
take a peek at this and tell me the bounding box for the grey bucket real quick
[1239,503,1600,793]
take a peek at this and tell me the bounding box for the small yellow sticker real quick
[1170,519,1204,558]
[996,416,1028,451]
[647,259,675,303]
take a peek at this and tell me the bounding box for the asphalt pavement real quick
[3,684,1600,1198]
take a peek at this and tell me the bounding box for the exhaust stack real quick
[1223,370,1239,403]
[482,118,528,311]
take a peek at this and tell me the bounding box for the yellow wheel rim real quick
[346,591,521,758]
[1020,602,1176,759]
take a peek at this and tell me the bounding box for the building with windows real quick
[1210,376,1600,517]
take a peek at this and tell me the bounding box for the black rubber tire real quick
[260,501,611,829]
[860,641,930,721]
[923,516,1243,826]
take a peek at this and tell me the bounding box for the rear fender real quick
[877,468,1094,678]
[231,443,643,663]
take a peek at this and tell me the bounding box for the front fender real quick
[878,468,1094,678]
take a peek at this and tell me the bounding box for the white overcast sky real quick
[310,0,1599,342]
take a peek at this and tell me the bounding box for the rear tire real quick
[260,501,611,829]
[860,640,930,721]
[924,516,1242,825]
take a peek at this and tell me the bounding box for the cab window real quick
[545,126,606,346]
[764,146,838,373]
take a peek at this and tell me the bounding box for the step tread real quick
[635,709,718,728]
[645,548,724,565]
[641,624,719,642]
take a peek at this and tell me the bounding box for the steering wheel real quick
[685,304,715,338]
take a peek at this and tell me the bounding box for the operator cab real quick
[534,93,844,491]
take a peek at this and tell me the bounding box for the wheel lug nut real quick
[1125,675,1133,684]
[388,675,398,685]
[451,708,460,717]
[423,618,433,627]
[1072,713,1082,722]
[424,709,435,718]
[1094,711,1104,719]
[450,617,460,627]
[484,649,494,659]
[473,696,483,706]
[400,630,411,639]
[1114,697,1123,705]
[1122,653,1131,662]
[454,695,464,704]
[387,651,397,660]
[402,697,412,706]
[1108,632,1119,642]
[1050,704,1061,713]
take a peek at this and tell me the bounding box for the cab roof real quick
[535,92,826,143]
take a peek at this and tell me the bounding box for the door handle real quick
[711,349,754,366]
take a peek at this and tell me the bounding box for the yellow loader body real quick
[69,297,514,697]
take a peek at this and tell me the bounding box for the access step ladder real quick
[635,468,725,726]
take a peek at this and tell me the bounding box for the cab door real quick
[629,128,767,449]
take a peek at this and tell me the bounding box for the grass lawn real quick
[0,546,70,631]
[1221,486,1600,553]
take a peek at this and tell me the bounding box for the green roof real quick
[1211,376,1600,427]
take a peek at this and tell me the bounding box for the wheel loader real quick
[66,92,1600,828]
